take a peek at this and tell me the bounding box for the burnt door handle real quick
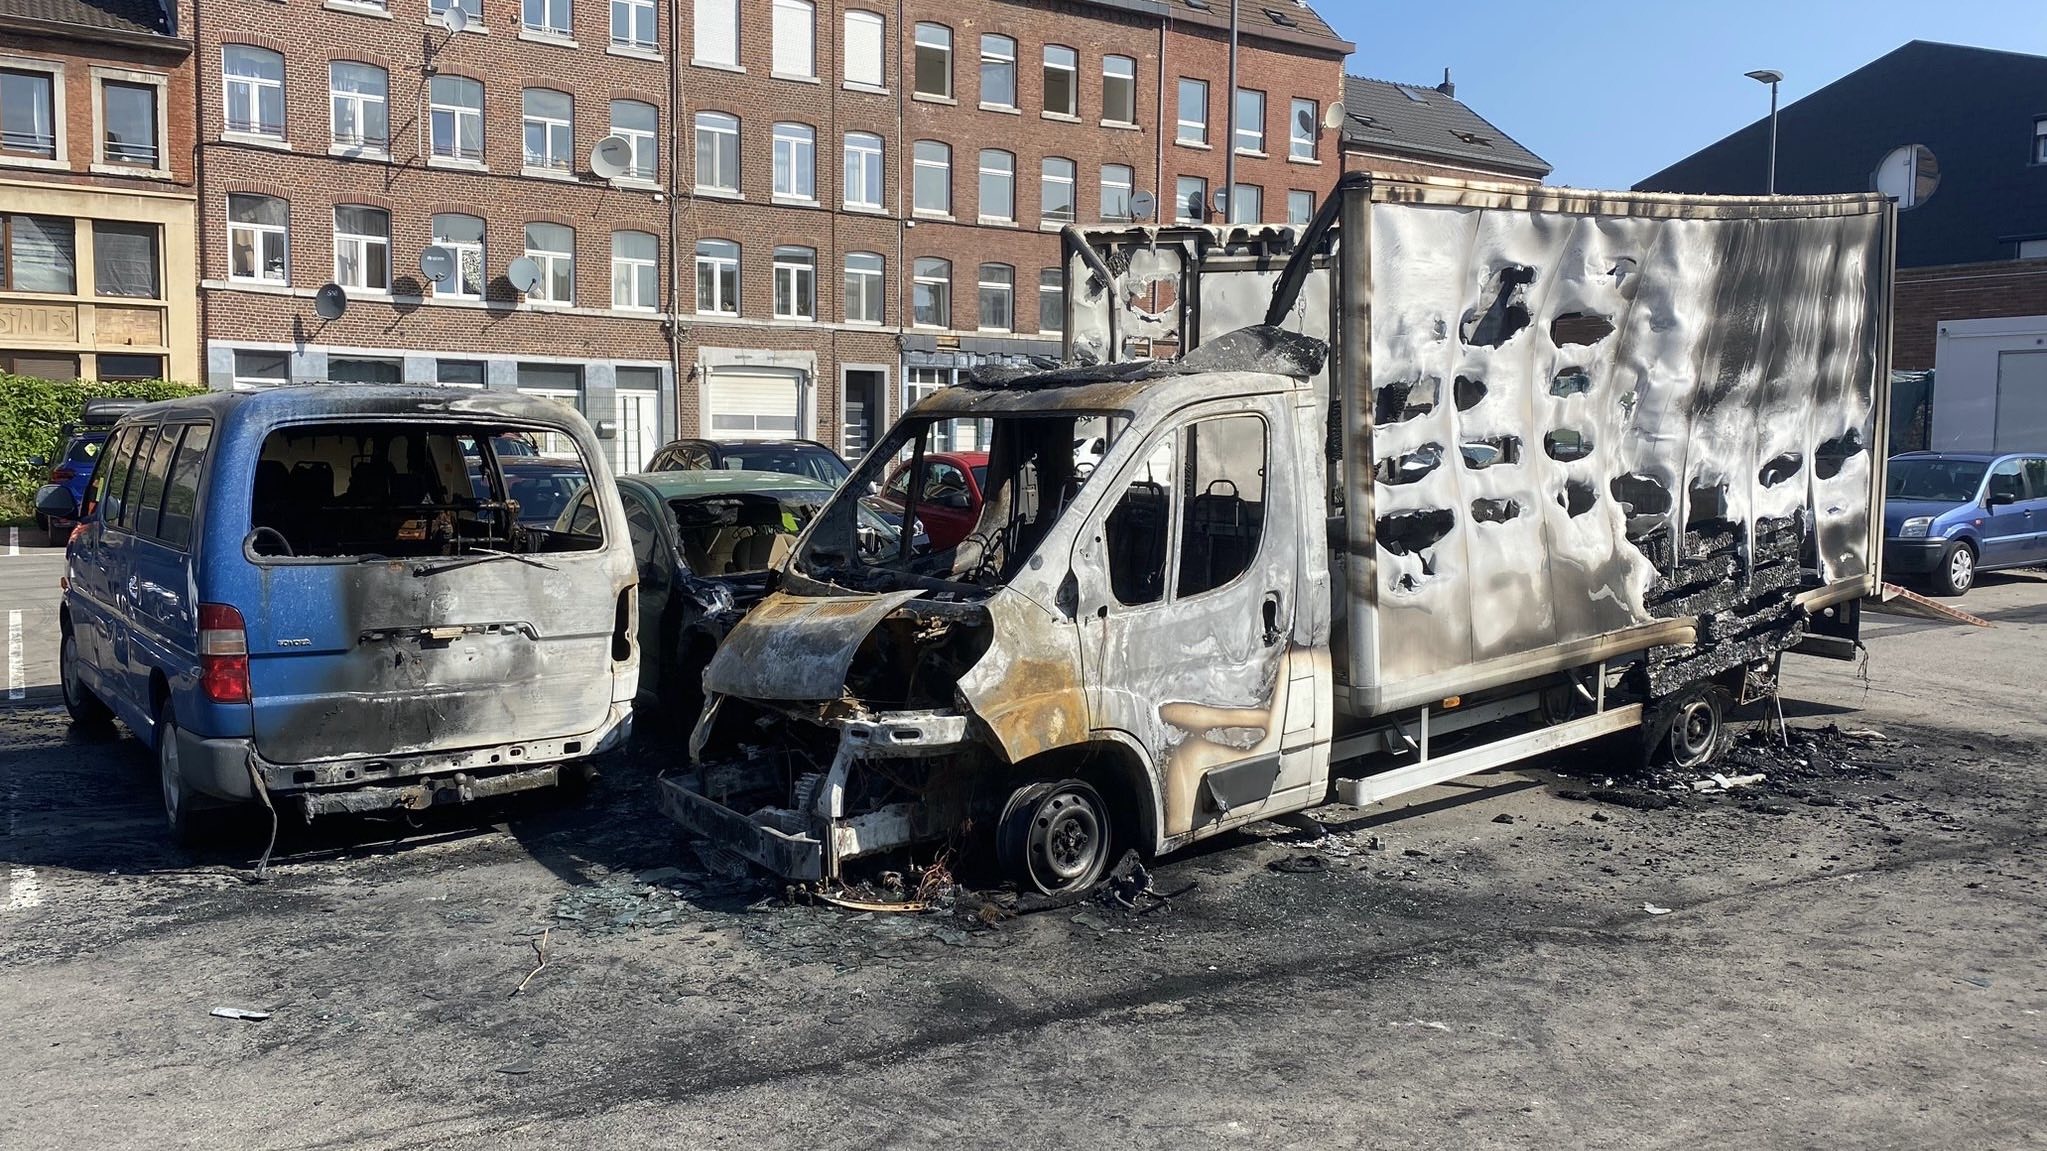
[1262,592,1283,645]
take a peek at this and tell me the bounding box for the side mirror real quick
[1987,490,2017,507]
[34,483,79,520]
[27,455,47,469]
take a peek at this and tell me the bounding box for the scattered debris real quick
[511,928,551,998]
[1391,1019,1453,1032]
[209,1007,271,1022]
[1491,813,1517,824]
[1642,903,1673,916]
[1691,772,1766,794]
[1268,855,1329,874]
[496,1064,535,1075]
[819,893,929,914]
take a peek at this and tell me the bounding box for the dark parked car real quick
[556,469,898,729]
[647,438,851,486]
[1883,450,2047,596]
[32,398,144,546]
[498,456,591,529]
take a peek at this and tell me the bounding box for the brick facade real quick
[192,0,1348,470]
[1894,258,2047,371]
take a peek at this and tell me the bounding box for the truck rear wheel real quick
[997,779,1114,896]
[1660,686,1727,771]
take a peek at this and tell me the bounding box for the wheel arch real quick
[1010,734,1161,858]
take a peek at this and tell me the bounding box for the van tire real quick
[156,703,206,847]
[1930,541,1975,597]
[1658,685,1727,772]
[59,631,113,730]
[46,518,69,548]
[997,779,1114,897]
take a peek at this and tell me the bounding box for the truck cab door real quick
[1070,397,1319,842]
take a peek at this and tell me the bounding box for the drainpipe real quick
[1224,0,1237,224]
[665,0,684,439]
[192,0,209,385]
[1153,10,1165,226]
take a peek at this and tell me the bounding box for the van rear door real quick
[235,418,629,765]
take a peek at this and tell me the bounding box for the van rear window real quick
[249,422,599,560]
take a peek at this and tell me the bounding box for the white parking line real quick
[6,526,15,556]
[6,868,44,911]
[6,610,20,700]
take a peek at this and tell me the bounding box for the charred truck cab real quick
[661,174,1895,895]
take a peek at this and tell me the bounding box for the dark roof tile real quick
[1340,73,1550,178]
[0,0,169,37]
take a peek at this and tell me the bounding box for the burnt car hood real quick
[702,588,923,700]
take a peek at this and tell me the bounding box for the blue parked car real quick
[1882,451,2047,597]
[31,399,144,546]
[35,387,640,843]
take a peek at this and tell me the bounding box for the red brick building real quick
[1894,259,2047,371]
[192,0,1351,471]
[0,0,199,381]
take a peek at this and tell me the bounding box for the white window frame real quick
[1101,55,1136,126]
[842,11,884,89]
[232,349,291,390]
[610,99,657,180]
[1042,45,1077,118]
[843,131,883,209]
[1176,77,1207,145]
[978,148,1014,223]
[222,45,284,140]
[332,205,390,293]
[91,67,168,176]
[1228,183,1262,224]
[1290,97,1318,161]
[610,0,656,50]
[695,111,739,193]
[1175,175,1207,223]
[977,262,1013,332]
[912,257,950,329]
[1041,156,1075,225]
[0,58,65,168]
[773,121,817,201]
[1287,189,1314,225]
[979,34,1016,110]
[431,212,484,300]
[913,139,951,216]
[1038,267,1063,333]
[772,0,816,79]
[428,75,484,164]
[1100,163,1133,223]
[2036,117,2047,164]
[525,222,575,305]
[914,23,952,99]
[1234,87,1266,155]
[522,0,573,38]
[844,251,883,324]
[522,88,574,174]
[696,238,739,315]
[694,0,739,68]
[227,193,288,284]
[611,230,658,311]
[328,61,388,157]
[773,245,816,320]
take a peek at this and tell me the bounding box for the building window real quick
[695,111,739,192]
[913,139,951,214]
[1175,175,1207,223]
[773,245,815,319]
[233,349,290,389]
[431,212,484,299]
[437,359,486,387]
[333,205,389,291]
[524,221,575,303]
[1100,164,1133,223]
[772,0,814,78]
[0,214,74,292]
[93,221,159,299]
[430,0,483,18]
[696,238,738,314]
[1102,55,1135,125]
[980,34,1015,109]
[914,23,951,99]
[98,353,163,382]
[1235,88,1265,154]
[979,149,1014,222]
[228,194,288,282]
[1043,45,1077,117]
[1041,156,1076,225]
[912,257,950,328]
[1287,189,1314,225]
[2020,239,2047,260]
[223,46,284,138]
[330,356,402,384]
[609,100,657,179]
[100,79,160,167]
[1176,78,1206,145]
[1039,267,1063,333]
[522,88,573,172]
[0,66,58,159]
[843,11,884,88]
[694,0,738,67]
[522,0,571,37]
[773,122,816,200]
[1290,98,1318,160]
[611,0,655,49]
[612,229,658,310]
[977,263,1013,331]
[1228,183,1262,224]
[844,131,883,209]
[2036,117,2047,164]
[844,251,883,324]
[517,365,584,454]
[329,62,388,154]
[429,75,483,162]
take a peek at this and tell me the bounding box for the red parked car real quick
[877,451,987,550]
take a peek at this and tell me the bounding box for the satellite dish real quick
[439,4,469,34]
[1128,190,1156,223]
[313,282,348,320]
[506,256,543,294]
[1873,144,1939,210]
[590,134,633,180]
[1322,100,1346,131]
[419,244,455,284]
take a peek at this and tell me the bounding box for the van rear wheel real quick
[156,703,205,846]
[997,779,1114,897]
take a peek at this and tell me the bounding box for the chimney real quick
[1437,68,1455,99]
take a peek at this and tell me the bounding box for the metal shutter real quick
[707,368,803,440]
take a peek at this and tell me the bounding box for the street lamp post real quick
[1745,68,1784,195]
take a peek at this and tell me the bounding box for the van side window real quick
[114,425,162,532]
[1104,436,1176,605]
[156,423,212,549]
[93,425,140,523]
[130,424,183,540]
[1177,415,1266,598]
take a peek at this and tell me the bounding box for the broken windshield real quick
[795,411,1126,593]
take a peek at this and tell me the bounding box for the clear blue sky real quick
[1321,0,2045,188]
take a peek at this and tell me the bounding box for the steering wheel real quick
[248,526,295,557]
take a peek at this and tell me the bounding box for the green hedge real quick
[0,373,205,518]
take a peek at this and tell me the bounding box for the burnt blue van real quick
[36,387,639,842]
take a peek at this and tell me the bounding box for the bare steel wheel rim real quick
[1030,792,1104,887]
[1950,546,1974,589]
[159,721,183,826]
[1673,698,1717,765]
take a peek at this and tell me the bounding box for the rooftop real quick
[0,0,177,39]
[1082,0,1354,56]
[1340,73,1551,179]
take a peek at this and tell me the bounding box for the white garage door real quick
[707,367,805,440]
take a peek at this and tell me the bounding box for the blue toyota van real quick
[36,387,639,842]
